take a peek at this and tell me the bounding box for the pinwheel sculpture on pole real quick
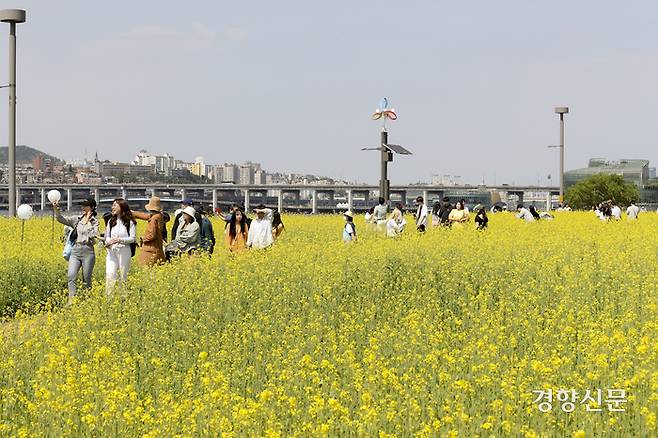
[362,98,412,202]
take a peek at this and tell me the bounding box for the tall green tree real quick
[565,173,639,209]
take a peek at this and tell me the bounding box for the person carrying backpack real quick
[342,210,357,242]
[53,197,100,304]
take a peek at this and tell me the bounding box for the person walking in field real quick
[54,197,100,303]
[104,198,136,294]
[373,197,388,230]
[226,207,249,253]
[626,201,640,220]
[610,201,622,220]
[342,210,357,242]
[136,197,167,266]
[219,203,240,227]
[272,210,285,240]
[414,196,428,232]
[438,197,453,227]
[247,204,274,249]
[198,207,216,255]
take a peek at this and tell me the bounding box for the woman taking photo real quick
[54,197,99,304]
[104,198,136,294]
[226,208,249,253]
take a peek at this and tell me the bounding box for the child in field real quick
[343,211,357,242]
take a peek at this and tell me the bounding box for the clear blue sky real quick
[1,0,657,185]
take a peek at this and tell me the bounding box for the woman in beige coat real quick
[133,196,166,266]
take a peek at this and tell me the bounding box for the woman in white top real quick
[516,204,536,222]
[104,198,136,294]
[386,208,403,237]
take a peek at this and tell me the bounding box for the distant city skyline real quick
[1,1,657,185]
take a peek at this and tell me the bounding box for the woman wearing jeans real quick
[54,197,99,303]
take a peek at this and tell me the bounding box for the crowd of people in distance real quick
[344,196,491,242]
[345,195,650,245]
[53,192,653,302]
[418,196,490,231]
[593,199,643,221]
[54,196,285,304]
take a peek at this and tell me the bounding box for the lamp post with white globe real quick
[47,190,61,245]
[0,9,26,217]
[16,203,33,241]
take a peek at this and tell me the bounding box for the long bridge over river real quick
[0,183,560,213]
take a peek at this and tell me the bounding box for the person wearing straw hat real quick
[247,204,274,249]
[134,196,166,266]
[342,210,357,242]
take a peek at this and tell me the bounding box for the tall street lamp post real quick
[0,9,26,217]
[554,107,569,205]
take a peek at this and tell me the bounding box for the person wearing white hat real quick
[165,206,200,259]
[342,210,357,242]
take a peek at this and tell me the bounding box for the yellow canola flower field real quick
[1,212,657,437]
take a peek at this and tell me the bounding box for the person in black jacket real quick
[198,207,216,254]
[474,207,489,230]
[438,197,453,227]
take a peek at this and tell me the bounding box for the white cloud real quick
[82,23,220,55]
[192,23,217,42]
[224,27,249,42]
[123,25,180,38]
